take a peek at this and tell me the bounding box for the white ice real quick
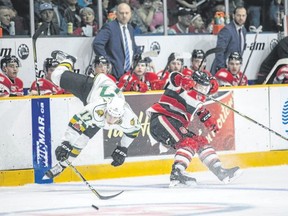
[1,165,288,216]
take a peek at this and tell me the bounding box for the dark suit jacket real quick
[93,19,141,79]
[211,22,247,75]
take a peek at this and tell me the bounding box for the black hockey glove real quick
[111,146,128,167]
[55,141,73,162]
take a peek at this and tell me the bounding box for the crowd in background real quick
[0,0,285,36]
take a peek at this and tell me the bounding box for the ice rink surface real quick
[1,165,288,216]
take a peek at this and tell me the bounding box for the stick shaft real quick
[32,22,48,95]
[208,94,288,141]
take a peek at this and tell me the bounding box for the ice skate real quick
[42,163,66,180]
[215,166,242,184]
[51,50,77,64]
[169,166,197,187]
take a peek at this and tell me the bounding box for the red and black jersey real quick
[117,71,159,91]
[0,73,23,97]
[147,72,206,128]
[215,68,248,86]
[30,78,66,95]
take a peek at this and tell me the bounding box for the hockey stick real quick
[51,50,77,64]
[65,160,124,200]
[198,47,223,71]
[238,25,262,85]
[194,90,288,142]
[262,58,288,84]
[32,22,48,95]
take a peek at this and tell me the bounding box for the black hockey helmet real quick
[192,49,205,59]
[228,51,242,63]
[0,55,20,69]
[167,52,184,64]
[192,70,210,86]
[93,55,109,66]
[43,58,59,73]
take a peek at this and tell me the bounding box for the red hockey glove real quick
[209,77,219,94]
[197,108,219,133]
[181,76,195,91]
[276,66,288,80]
[150,80,166,90]
[132,80,149,93]
[174,74,195,90]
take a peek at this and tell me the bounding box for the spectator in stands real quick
[210,6,247,75]
[88,0,110,24]
[73,7,98,36]
[77,0,92,7]
[35,0,68,35]
[93,2,142,80]
[37,2,67,35]
[168,7,194,34]
[176,0,197,11]
[244,0,265,30]
[215,51,248,86]
[137,0,160,33]
[58,0,82,31]
[29,58,67,95]
[0,55,23,97]
[268,0,284,32]
[149,0,164,33]
[0,5,11,35]
[189,13,209,33]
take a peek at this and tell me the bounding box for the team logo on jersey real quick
[17,44,29,60]
[72,122,81,131]
[96,110,104,117]
[179,126,188,134]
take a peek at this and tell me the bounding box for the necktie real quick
[123,26,130,72]
[238,28,242,52]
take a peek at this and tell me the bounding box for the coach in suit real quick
[211,6,247,75]
[93,3,141,80]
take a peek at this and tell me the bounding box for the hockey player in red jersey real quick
[157,52,184,81]
[190,49,207,72]
[273,65,288,84]
[189,49,219,95]
[29,58,66,95]
[118,58,160,92]
[0,55,23,97]
[215,52,248,86]
[88,55,117,83]
[146,70,241,187]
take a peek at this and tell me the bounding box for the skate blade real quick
[222,169,243,184]
[169,180,197,188]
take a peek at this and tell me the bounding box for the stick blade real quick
[94,189,124,200]
[32,22,48,40]
[142,50,159,58]
[205,47,223,56]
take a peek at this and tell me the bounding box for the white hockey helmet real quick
[106,97,125,118]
